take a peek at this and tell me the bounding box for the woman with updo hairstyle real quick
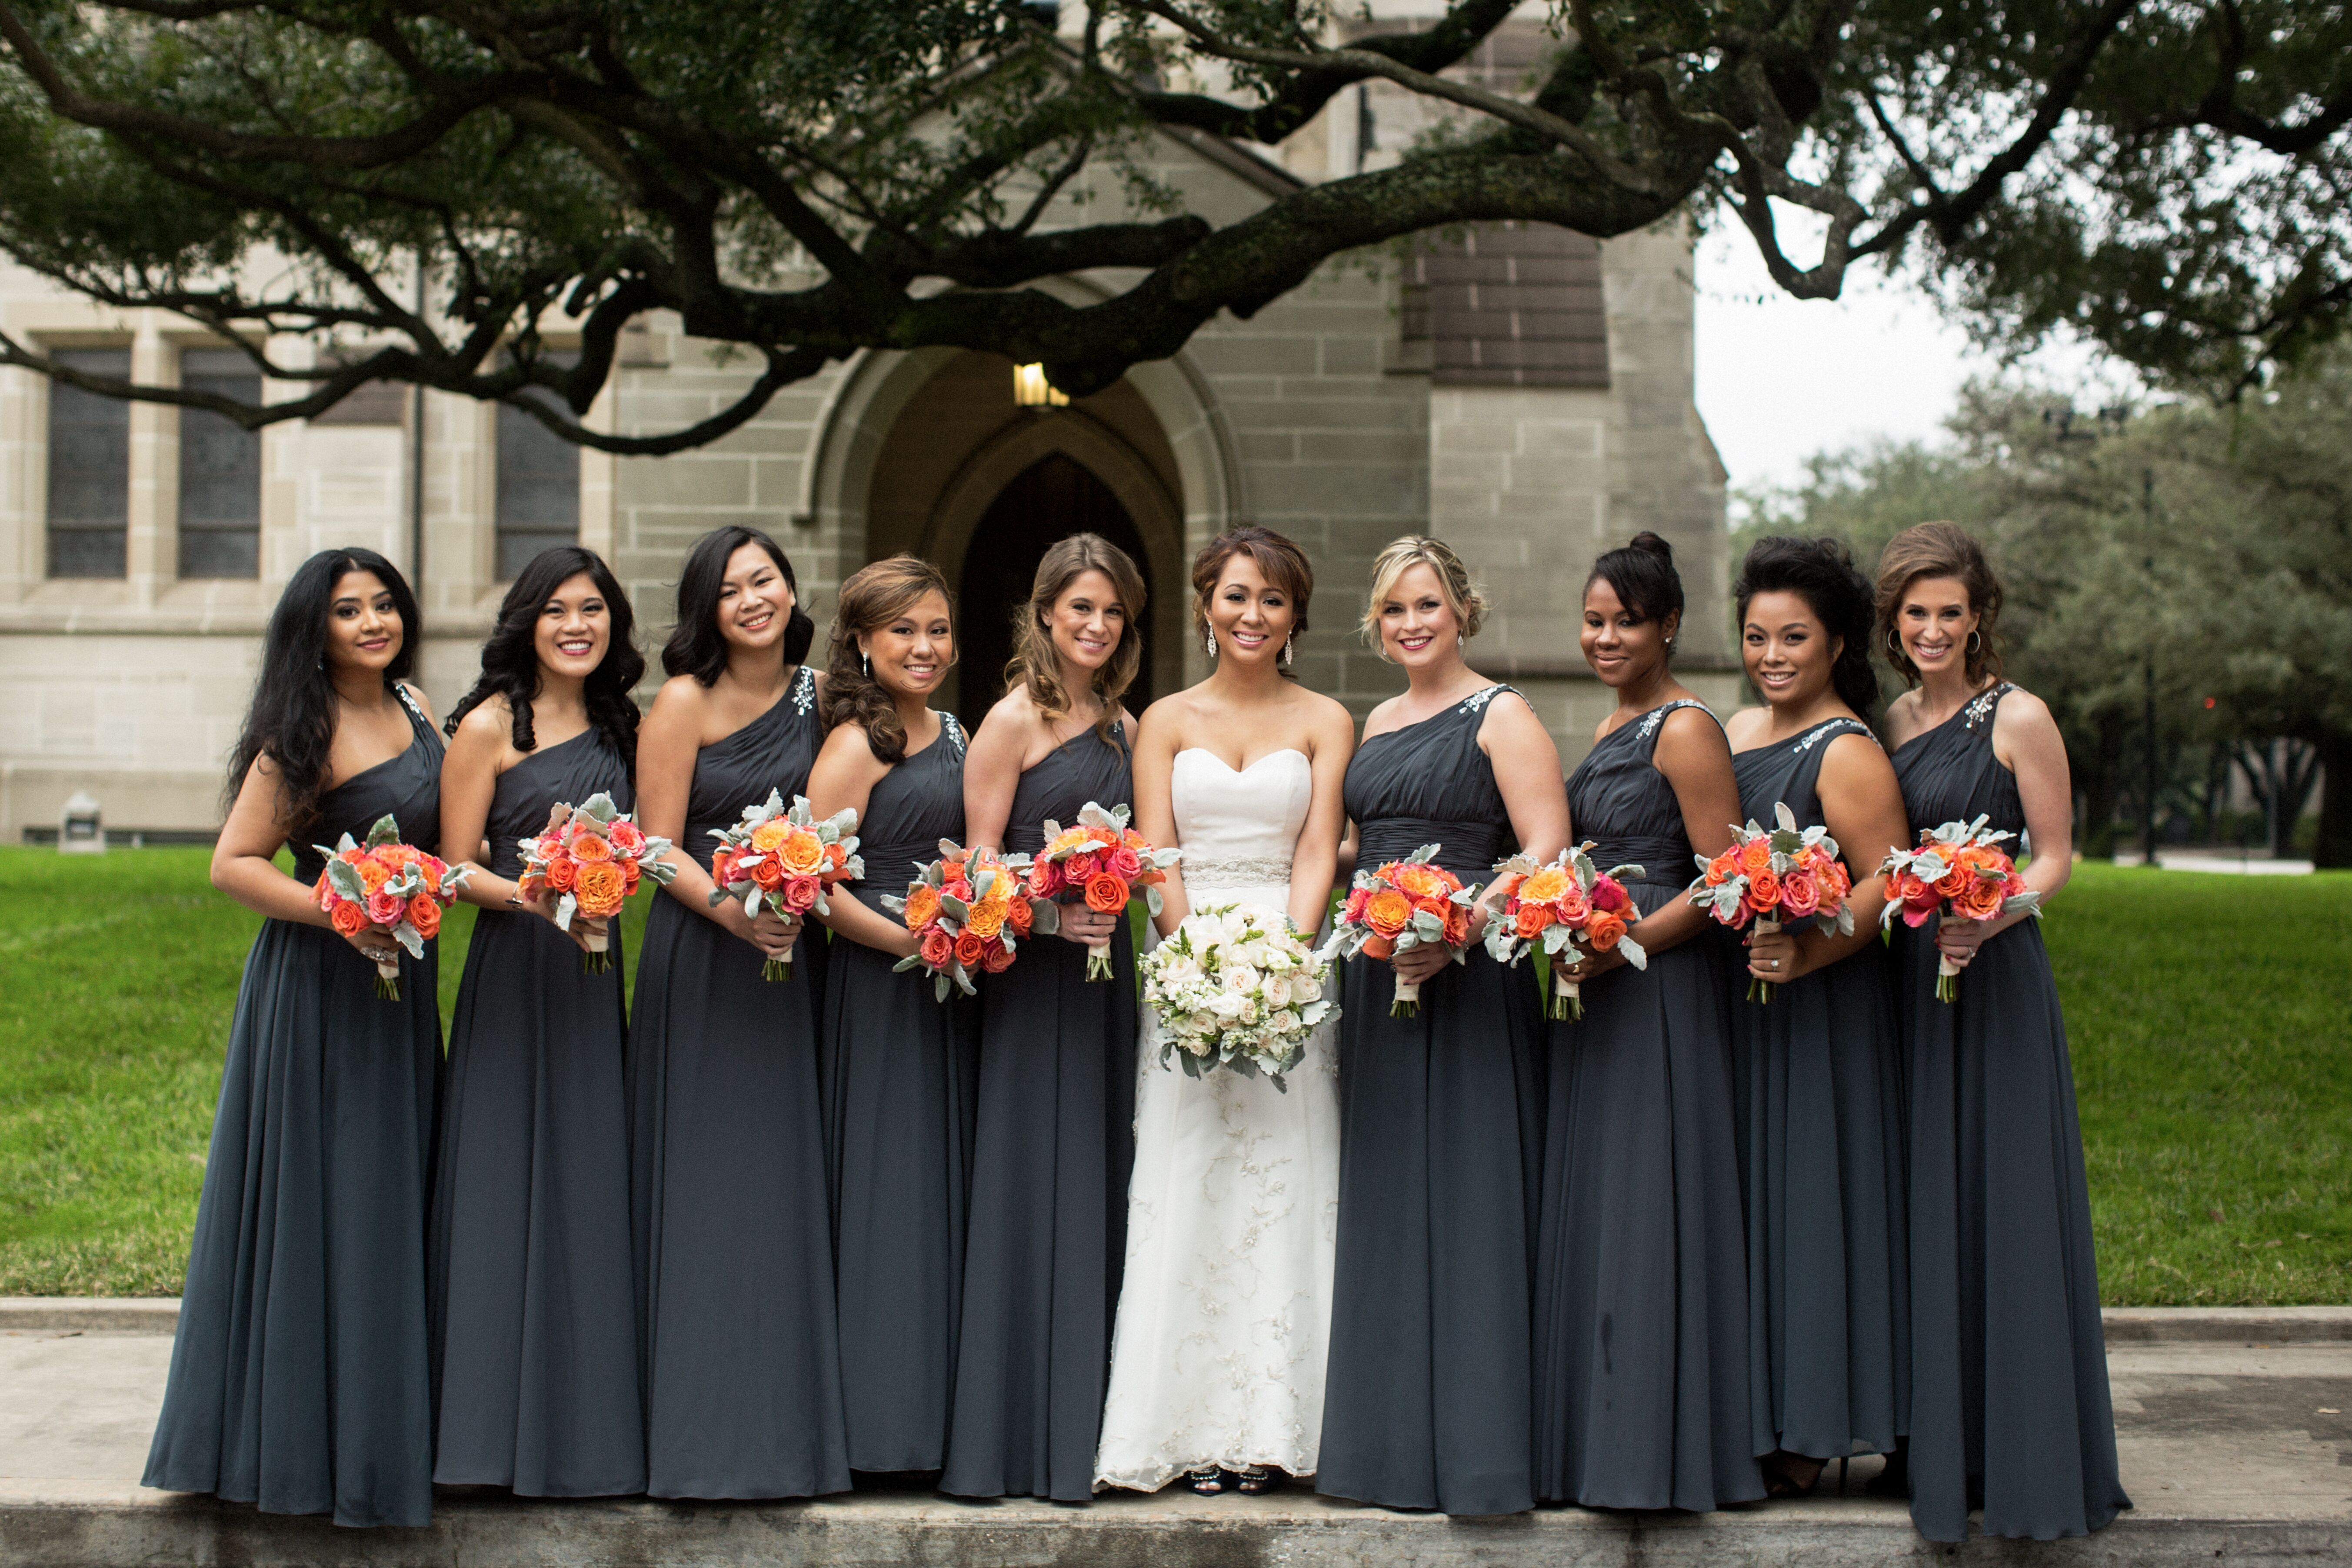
[627,524,850,1500]
[1096,525,1356,1496]
[1720,536,1912,1498]
[430,545,646,1497]
[1316,534,1568,1517]
[1876,522,2127,1543]
[1536,530,1761,1512]
[804,554,976,1476]
[945,533,1147,1503]
[145,549,443,1527]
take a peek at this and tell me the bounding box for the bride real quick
[1094,526,1356,1496]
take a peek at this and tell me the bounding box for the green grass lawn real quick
[0,847,2344,1302]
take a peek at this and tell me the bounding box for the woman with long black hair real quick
[429,545,646,1497]
[144,547,444,1528]
[627,525,850,1499]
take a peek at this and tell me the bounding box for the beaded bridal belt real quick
[1179,854,1295,889]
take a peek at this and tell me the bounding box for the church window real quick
[44,348,131,579]
[177,348,263,579]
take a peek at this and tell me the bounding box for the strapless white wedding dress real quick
[1093,748,1340,1491]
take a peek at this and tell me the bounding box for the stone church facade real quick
[0,86,1732,841]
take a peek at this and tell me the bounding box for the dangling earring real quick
[861,649,870,677]
[1205,626,1218,658]
[1281,632,1294,667]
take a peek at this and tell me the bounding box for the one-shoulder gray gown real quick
[942,722,1136,1502]
[429,726,644,1495]
[1891,683,2127,1542]
[144,685,445,1528]
[819,713,979,1473]
[1317,686,1544,1517]
[626,665,850,1499]
[1538,698,1762,1511]
[1729,716,1907,1466]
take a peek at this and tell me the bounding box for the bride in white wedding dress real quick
[1094,529,1356,1495]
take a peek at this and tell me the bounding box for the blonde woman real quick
[1315,536,1569,1517]
[943,533,1147,1504]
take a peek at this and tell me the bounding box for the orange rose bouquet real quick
[1320,844,1482,1018]
[1686,802,1858,1002]
[706,790,862,982]
[1483,843,1649,1020]
[310,812,467,999]
[881,841,1036,1000]
[1876,813,2041,1002]
[1024,801,1183,981]
[516,791,676,974]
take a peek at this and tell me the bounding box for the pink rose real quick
[781,874,822,912]
[1780,870,1821,918]
[1902,881,1943,927]
[1109,845,1143,881]
[919,926,954,969]
[364,889,406,927]
[608,818,646,857]
[1590,876,1630,913]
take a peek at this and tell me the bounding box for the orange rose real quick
[1084,872,1129,913]
[750,818,790,853]
[1007,896,1034,935]
[1361,932,1396,960]
[1934,861,1971,899]
[903,884,942,931]
[1954,874,2006,922]
[622,859,641,893]
[916,926,953,969]
[1514,902,1549,939]
[1441,902,1470,948]
[406,892,442,939]
[752,856,786,891]
[575,861,627,917]
[1585,909,1627,950]
[1706,849,1739,887]
[1390,862,1446,902]
[1739,838,1772,876]
[545,855,579,892]
[1046,827,1090,857]
[571,832,613,863]
[954,928,988,968]
[357,858,392,894]
[329,900,368,937]
[1520,866,1571,905]
[1746,867,1782,910]
[823,841,848,871]
[967,901,1006,939]
[779,830,825,876]
[1364,888,1413,939]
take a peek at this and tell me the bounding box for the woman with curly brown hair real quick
[1877,522,2128,1544]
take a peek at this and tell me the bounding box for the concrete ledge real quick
[12,1297,2348,1341]
[0,1490,2344,1568]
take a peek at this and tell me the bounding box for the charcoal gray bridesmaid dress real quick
[1891,682,2127,1542]
[941,721,1135,1502]
[626,663,850,1499]
[1317,685,1545,1517]
[143,683,444,1528]
[1537,698,1762,1511]
[1729,716,1907,1467]
[428,726,643,1495]
[818,712,979,1473]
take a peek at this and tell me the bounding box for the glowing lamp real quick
[1013,363,1069,408]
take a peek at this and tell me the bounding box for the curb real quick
[8,1298,2350,1340]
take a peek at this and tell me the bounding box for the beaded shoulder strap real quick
[1456,682,1521,718]
[1790,715,1874,755]
[789,663,818,716]
[940,712,967,755]
[1961,681,2015,734]
[1633,696,1719,747]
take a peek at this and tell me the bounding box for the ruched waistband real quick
[1357,819,1509,883]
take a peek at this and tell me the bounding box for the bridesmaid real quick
[430,545,645,1496]
[806,556,977,1476]
[943,533,1146,1503]
[627,526,849,1499]
[1723,537,1912,1494]
[1536,531,1760,1511]
[144,548,442,1528]
[1317,535,1567,1517]
[1876,522,2128,1542]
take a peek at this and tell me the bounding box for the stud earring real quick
[1282,632,1294,667]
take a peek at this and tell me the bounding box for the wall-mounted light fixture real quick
[1013,363,1069,408]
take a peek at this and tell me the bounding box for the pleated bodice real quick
[853,715,966,905]
[1893,682,2024,835]
[485,729,632,879]
[1344,686,1515,880]
[681,666,822,869]
[291,686,443,878]
[1733,716,1876,840]
[1565,698,1712,909]
[1002,720,1133,856]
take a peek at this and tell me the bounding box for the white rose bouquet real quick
[1140,903,1339,1091]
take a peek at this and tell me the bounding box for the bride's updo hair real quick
[1359,535,1488,659]
[1191,525,1314,642]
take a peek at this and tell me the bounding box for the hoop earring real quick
[1966,629,1982,655]
[1205,626,1218,659]
[1281,632,1294,667]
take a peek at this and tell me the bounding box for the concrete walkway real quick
[2,1301,2347,1566]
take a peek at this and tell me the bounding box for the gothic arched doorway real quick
[956,453,1156,728]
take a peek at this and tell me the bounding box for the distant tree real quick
[0,0,2342,447]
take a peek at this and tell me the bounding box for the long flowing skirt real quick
[1535,926,1762,1511]
[819,930,980,1472]
[143,920,440,1528]
[626,898,848,1499]
[1898,918,2128,1542]
[1317,945,1544,1516]
[429,909,643,1495]
[1095,881,1339,1491]
[941,924,1137,1501]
